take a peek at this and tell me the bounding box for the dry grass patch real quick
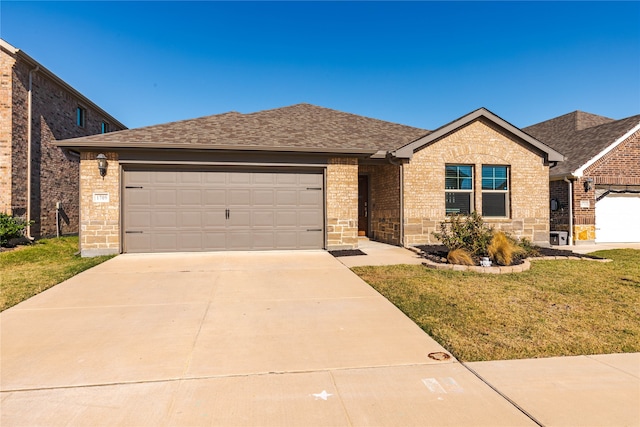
[353,249,640,361]
[0,236,114,311]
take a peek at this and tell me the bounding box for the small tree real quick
[432,212,494,259]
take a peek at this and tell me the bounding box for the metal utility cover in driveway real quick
[123,168,324,252]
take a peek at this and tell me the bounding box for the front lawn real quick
[353,249,640,362]
[0,236,114,311]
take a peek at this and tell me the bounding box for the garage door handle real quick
[125,231,143,234]
[225,209,230,219]
[306,229,322,232]
[125,186,144,189]
[306,187,322,190]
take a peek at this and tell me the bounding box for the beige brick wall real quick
[403,119,550,246]
[79,152,120,256]
[326,157,358,250]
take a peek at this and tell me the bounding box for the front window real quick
[482,165,509,217]
[445,165,473,215]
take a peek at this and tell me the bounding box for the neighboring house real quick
[55,104,563,256]
[525,111,640,244]
[0,39,126,238]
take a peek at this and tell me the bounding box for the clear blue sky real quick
[2,1,639,130]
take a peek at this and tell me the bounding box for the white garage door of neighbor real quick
[123,169,324,253]
[595,194,640,243]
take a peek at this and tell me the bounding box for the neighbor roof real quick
[524,111,640,177]
[55,103,429,155]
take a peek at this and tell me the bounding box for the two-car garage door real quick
[123,168,324,253]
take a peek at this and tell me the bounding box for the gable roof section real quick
[55,103,429,155]
[392,108,564,162]
[524,111,640,177]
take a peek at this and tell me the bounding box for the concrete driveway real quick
[1,251,536,426]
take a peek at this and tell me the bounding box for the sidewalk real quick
[336,238,640,426]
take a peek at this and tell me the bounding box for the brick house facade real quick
[56,104,562,256]
[0,39,125,238]
[525,111,640,244]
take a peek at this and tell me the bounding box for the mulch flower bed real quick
[416,244,605,266]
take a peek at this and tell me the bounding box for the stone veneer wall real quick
[79,152,120,256]
[402,119,550,246]
[326,158,358,250]
[359,164,401,245]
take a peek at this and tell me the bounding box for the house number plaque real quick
[93,193,110,203]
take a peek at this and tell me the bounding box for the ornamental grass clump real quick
[446,248,475,266]
[487,231,525,266]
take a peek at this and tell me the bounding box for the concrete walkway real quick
[1,247,638,426]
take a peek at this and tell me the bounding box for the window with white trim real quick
[445,165,473,215]
[482,165,509,217]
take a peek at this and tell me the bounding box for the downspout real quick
[563,177,573,246]
[26,65,40,241]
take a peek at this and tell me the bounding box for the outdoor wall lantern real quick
[97,153,108,177]
[583,178,594,192]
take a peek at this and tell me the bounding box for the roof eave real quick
[53,140,380,156]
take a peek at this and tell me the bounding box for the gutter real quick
[26,65,40,241]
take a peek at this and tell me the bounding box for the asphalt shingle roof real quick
[524,111,640,176]
[57,103,430,153]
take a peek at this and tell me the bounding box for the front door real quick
[358,175,369,237]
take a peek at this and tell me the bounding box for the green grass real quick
[0,236,114,311]
[353,249,640,362]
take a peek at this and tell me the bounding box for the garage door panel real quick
[204,189,226,206]
[299,190,322,206]
[204,211,227,227]
[252,211,275,227]
[228,189,251,206]
[299,231,323,249]
[124,169,324,252]
[596,195,640,243]
[155,189,177,205]
[154,171,179,184]
[298,211,323,227]
[154,212,178,228]
[253,189,275,206]
[153,233,179,252]
[127,211,152,229]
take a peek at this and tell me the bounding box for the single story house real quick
[55,104,563,256]
[525,111,640,244]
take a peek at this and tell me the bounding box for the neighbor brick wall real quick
[326,157,358,250]
[79,151,120,256]
[403,119,550,246]
[569,127,640,243]
[549,179,570,233]
[0,50,13,213]
[359,164,401,245]
[1,47,124,238]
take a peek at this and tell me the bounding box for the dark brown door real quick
[358,175,369,237]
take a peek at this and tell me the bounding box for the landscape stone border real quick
[407,247,611,274]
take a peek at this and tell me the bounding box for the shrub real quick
[0,213,30,246]
[432,212,494,258]
[447,248,475,265]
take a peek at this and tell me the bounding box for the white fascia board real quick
[573,122,640,177]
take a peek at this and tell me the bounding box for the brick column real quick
[79,151,119,256]
[326,158,358,250]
